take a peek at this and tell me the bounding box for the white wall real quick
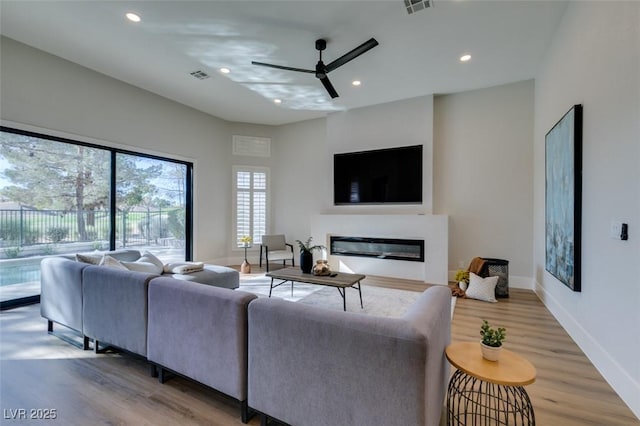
[433,81,535,287]
[533,2,640,417]
[326,95,434,213]
[272,96,443,282]
[0,36,260,264]
[271,118,326,243]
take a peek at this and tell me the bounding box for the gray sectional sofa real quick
[248,286,452,426]
[40,253,452,425]
[147,277,257,422]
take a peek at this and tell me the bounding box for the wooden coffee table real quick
[265,267,365,311]
[445,342,536,425]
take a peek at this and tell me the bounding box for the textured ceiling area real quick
[0,1,568,125]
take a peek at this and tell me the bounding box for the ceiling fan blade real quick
[320,75,339,98]
[325,38,379,73]
[251,61,315,74]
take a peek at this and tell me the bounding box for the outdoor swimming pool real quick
[0,262,41,286]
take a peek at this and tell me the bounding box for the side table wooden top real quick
[445,342,536,386]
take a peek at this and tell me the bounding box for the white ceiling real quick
[0,1,568,126]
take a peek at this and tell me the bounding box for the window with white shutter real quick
[233,166,268,248]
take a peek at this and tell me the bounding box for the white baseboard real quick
[534,281,640,419]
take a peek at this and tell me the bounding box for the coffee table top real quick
[446,342,536,386]
[266,267,365,288]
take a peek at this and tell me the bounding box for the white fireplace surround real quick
[310,214,448,284]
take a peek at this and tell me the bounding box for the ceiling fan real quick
[252,38,379,99]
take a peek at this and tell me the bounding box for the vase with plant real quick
[454,269,470,290]
[239,235,253,273]
[295,237,325,274]
[480,319,506,361]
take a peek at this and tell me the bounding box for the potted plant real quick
[454,269,469,290]
[480,320,506,361]
[295,237,325,273]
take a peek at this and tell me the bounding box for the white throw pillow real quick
[99,255,129,271]
[75,253,102,265]
[139,251,164,272]
[466,272,499,303]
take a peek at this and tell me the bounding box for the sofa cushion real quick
[122,260,162,274]
[170,265,239,289]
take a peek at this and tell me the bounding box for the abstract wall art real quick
[545,104,583,291]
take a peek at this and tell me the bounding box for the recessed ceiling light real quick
[352,80,362,86]
[125,12,141,23]
[460,54,472,62]
[274,99,282,104]
[220,68,230,74]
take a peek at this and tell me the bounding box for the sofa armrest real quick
[402,285,452,426]
[147,277,257,400]
[82,266,157,356]
[40,257,88,333]
[248,298,431,426]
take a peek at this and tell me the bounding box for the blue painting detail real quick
[545,106,581,291]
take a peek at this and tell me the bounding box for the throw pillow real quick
[466,272,499,303]
[99,255,129,271]
[122,260,162,274]
[75,253,102,265]
[138,251,165,272]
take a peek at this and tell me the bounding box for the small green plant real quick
[295,237,325,253]
[43,244,56,255]
[454,269,469,284]
[4,247,21,259]
[480,320,506,348]
[46,226,69,243]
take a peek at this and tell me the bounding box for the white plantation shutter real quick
[233,166,268,248]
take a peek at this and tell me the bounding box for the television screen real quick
[334,145,422,205]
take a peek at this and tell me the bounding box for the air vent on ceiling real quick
[190,70,210,80]
[404,0,432,14]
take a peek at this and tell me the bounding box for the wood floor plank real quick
[1,269,637,425]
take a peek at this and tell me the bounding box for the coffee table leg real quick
[269,277,274,297]
[357,281,363,309]
[336,288,346,311]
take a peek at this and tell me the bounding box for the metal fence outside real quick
[0,208,184,255]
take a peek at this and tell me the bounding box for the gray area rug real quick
[239,274,455,318]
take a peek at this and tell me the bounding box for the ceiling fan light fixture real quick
[125,12,141,23]
[252,37,378,99]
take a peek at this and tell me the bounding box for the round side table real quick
[445,342,536,425]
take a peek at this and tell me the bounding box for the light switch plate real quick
[610,221,622,239]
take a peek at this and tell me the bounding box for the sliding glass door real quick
[115,153,188,263]
[0,127,192,308]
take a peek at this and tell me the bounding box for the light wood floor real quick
[1,270,637,425]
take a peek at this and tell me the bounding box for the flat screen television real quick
[334,145,423,205]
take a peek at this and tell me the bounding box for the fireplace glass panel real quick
[330,236,424,262]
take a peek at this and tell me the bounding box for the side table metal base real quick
[447,369,535,425]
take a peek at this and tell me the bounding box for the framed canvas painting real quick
[545,104,582,291]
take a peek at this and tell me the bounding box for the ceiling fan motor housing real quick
[315,39,327,51]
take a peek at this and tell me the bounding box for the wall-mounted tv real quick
[334,145,423,205]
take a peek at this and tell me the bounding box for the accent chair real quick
[259,234,294,272]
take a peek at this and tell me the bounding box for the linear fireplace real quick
[330,236,424,262]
